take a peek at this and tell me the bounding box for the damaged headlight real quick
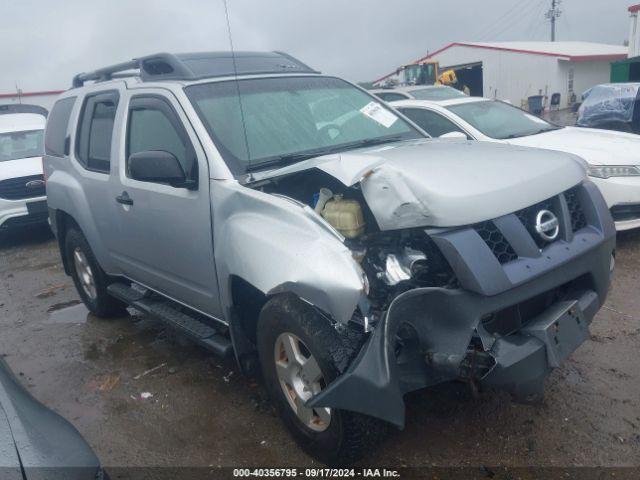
[359,229,458,309]
[379,248,428,286]
[587,165,640,179]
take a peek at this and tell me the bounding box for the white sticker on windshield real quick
[525,113,549,125]
[360,102,398,128]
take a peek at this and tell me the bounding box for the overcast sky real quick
[0,0,634,93]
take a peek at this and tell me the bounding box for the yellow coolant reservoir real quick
[322,195,365,238]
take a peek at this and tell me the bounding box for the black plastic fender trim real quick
[305,312,406,429]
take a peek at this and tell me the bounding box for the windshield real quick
[0,129,44,162]
[404,64,436,85]
[410,86,466,101]
[447,101,559,139]
[185,76,422,174]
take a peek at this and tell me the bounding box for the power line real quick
[560,8,573,40]
[525,0,551,40]
[474,0,531,41]
[483,0,547,41]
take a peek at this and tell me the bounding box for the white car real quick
[370,85,467,103]
[0,105,48,232]
[392,97,640,231]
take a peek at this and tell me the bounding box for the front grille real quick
[610,204,640,223]
[516,196,557,249]
[0,175,46,200]
[475,221,518,264]
[476,185,590,265]
[564,187,587,231]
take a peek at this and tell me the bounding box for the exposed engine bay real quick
[251,169,457,311]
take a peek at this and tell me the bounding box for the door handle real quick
[115,192,133,206]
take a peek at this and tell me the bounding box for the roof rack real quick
[72,51,319,88]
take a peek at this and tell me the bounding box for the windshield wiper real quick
[337,135,405,152]
[503,127,560,139]
[245,135,407,173]
[245,149,334,173]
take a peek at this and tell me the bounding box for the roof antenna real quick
[15,82,22,104]
[223,0,252,170]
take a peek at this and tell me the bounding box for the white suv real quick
[0,105,48,232]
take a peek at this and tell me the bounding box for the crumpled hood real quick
[507,126,640,166]
[255,139,587,229]
[0,157,43,182]
[354,140,586,229]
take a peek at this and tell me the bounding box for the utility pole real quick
[546,0,562,42]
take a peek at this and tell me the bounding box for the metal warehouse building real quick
[376,41,628,110]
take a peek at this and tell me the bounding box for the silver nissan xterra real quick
[44,52,615,465]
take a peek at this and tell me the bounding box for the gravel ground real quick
[0,223,639,474]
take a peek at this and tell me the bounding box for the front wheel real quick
[257,294,387,465]
[65,228,127,318]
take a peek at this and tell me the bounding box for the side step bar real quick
[107,283,233,358]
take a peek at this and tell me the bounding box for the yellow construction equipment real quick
[438,69,457,86]
[397,60,457,87]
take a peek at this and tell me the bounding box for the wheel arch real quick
[227,275,344,374]
[53,209,81,275]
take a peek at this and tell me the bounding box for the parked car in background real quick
[369,85,466,102]
[392,97,640,231]
[0,104,48,233]
[0,357,105,479]
[45,51,615,465]
[577,83,640,134]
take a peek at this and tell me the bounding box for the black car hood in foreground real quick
[0,358,101,480]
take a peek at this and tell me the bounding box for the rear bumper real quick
[308,184,615,428]
[0,196,48,230]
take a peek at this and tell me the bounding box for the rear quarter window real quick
[45,97,76,157]
[76,91,119,172]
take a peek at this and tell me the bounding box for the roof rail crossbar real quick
[72,51,319,88]
[73,59,138,88]
[271,51,317,72]
[71,53,199,88]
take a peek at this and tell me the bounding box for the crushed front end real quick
[308,181,616,428]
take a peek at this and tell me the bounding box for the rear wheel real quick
[65,228,127,318]
[257,294,387,465]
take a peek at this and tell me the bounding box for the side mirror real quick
[128,150,190,188]
[439,131,468,140]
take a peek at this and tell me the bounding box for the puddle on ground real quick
[46,303,89,324]
[47,299,82,312]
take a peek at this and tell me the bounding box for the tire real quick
[257,294,387,465]
[64,228,127,318]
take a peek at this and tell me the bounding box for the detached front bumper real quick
[309,182,615,428]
